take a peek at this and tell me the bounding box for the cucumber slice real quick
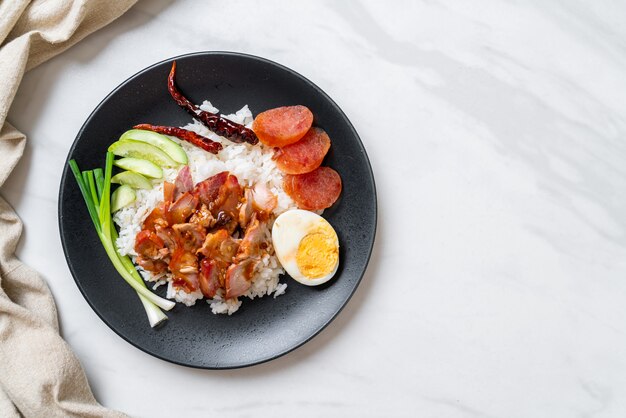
[111,185,136,212]
[109,139,177,168]
[111,170,153,190]
[114,157,163,179]
[120,129,188,165]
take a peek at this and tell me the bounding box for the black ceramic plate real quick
[59,52,376,369]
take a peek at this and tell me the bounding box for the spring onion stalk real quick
[93,168,104,200]
[94,171,168,327]
[69,155,174,327]
[70,155,174,316]
[86,171,99,208]
[82,171,90,191]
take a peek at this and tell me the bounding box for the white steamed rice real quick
[113,101,296,315]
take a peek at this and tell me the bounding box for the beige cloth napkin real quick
[0,1,138,416]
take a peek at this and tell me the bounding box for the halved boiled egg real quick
[272,209,339,286]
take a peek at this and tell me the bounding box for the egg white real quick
[271,209,339,286]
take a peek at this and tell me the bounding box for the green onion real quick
[94,168,104,201]
[69,161,100,231]
[69,154,173,327]
[82,171,90,191]
[85,171,99,208]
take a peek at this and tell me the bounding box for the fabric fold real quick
[0,0,137,416]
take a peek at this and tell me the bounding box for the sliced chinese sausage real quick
[284,166,342,211]
[252,105,313,147]
[273,127,331,174]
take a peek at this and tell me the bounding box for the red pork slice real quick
[251,183,277,214]
[154,225,179,252]
[209,174,242,233]
[252,105,313,147]
[172,223,206,253]
[236,215,266,261]
[194,171,228,207]
[163,181,175,203]
[198,258,221,298]
[143,202,169,230]
[212,174,242,216]
[197,229,240,263]
[134,230,165,259]
[273,127,331,174]
[169,248,199,292]
[194,171,242,217]
[167,192,199,224]
[189,203,215,229]
[238,188,254,229]
[284,166,342,211]
[135,257,168,274]
[225,258,257,299]
[134,230,168,273]
[174,165,193,200]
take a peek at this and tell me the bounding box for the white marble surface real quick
[4,0,626,416]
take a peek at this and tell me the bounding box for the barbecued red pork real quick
[134,169,276,302]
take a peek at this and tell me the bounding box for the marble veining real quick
[3,0,626,416]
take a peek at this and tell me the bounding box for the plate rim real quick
[58,51,378,369]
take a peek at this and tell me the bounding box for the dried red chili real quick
[167,61,259,145]
[133,124,223,154]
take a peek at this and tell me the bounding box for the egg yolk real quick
[296,226,338,279]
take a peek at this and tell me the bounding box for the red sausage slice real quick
[284,166,342,210]
[273,127,331,174]
[252,105,313,148]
